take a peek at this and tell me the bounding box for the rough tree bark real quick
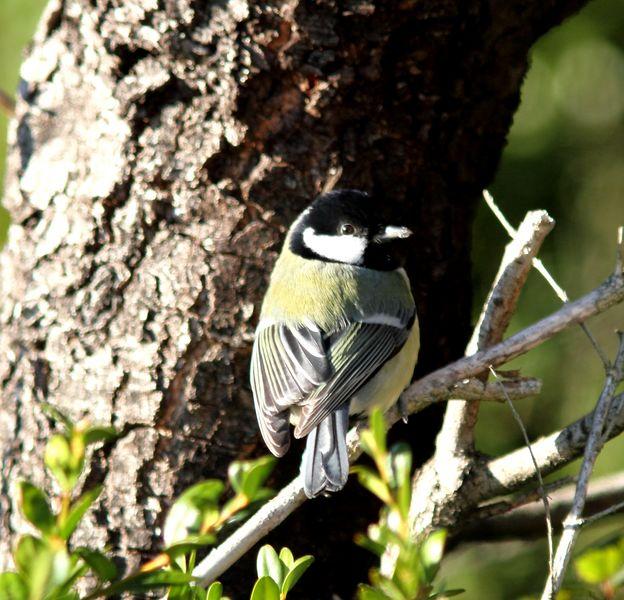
[0,0,587,596]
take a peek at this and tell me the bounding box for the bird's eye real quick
[340,223,356,235]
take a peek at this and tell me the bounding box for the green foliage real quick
[355,410,462,600]
[564,535,624,599]
[252,545,313,600]
[0,405,280,599]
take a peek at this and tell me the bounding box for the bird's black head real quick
[289,190,412,271]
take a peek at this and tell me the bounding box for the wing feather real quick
[250,322,331,456]
[294,321,409,438]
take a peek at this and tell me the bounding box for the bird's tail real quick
[301,404,349,498]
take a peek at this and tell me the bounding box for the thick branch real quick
[195,271,624,585]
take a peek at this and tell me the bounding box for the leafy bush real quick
[353,410,462,600]
[0,407,455,599]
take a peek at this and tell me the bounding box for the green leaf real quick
[375,575,408,600]
[421,530,447,581]
[74,547,117,581]
[369,409,387,456]
[355,533,386,557]
[250,576,280,600]
[18,482,55,535]
[357,584,391,600]
[164,534,218,558]
[44,434,83,492]
[13,535,46,576]
[389,443,412,515]
[229,457,276,500]
[167,584,197,600]
[352,467,393,505]
[58,485,103,540]
[18,540,73,598]
[177,481,224,509]
[256,545,284,587]
[359,430,377,458]
[575,544,623,584]
[41,403,74,430]
[278,547,294,569]
[0,572,28,600]
[227,462,246,494]
[164,481,224,546]
[98,570,194,597]
[281,555,314,596]
[207,581,223,600]
[429,589,465,598]
[241,457,276,499]
[164,504,202,547]
[83,426,118,446]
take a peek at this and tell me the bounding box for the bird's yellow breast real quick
[350,318,420,415]
[260,248,415,333]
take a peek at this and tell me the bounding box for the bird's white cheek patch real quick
[302,227,367,264]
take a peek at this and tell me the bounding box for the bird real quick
[250,189,419,498]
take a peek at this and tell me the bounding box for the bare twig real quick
[321,166,343,194]
[541,333,624,600]
[490,366,555,586]
[438,209,553,459]
[581,499,624,527]
[448,377,541,402]
[410,209,554,561]
[195,267,624,586]
[484,190,610,370]
[460,472,624,542]
[478,391,624,498]
[464,476,575,529]
[397,271,624,418]
[0,89,15,118]
[467,210,555,355]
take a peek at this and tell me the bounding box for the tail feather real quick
[301,404,349,498]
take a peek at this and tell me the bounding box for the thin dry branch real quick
[195,266,624,586]
[448,376,541,401]
[406,208,555,571]
[490,366,555,582]
[459,472,624,542]
[484,190,610,369]
[436,210,553,463]
[541,333,624,600]
[477,391,624,498]
[397,271,624,417]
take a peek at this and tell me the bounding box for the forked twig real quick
[541,332,624,600]
[484,190,611,370]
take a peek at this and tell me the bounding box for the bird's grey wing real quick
[293,318,412,439]
[250,321,331,456]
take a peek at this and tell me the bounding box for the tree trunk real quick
[0,0,586,596]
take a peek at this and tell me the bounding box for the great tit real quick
[250,189,419,498]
